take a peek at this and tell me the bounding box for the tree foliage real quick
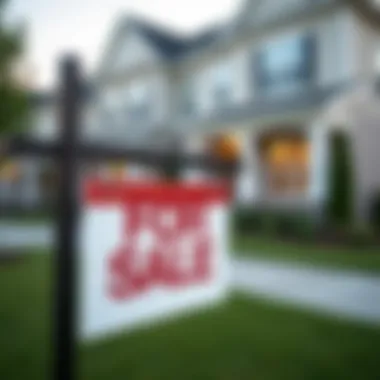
[0,0,29,135]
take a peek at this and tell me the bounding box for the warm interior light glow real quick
[260,134,310,195]
[210,133,241,161]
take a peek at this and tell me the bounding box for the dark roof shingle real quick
[126,16,222,60]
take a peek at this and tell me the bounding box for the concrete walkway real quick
[1,223,380,326]
[0,223,53,249]
[233,258,380,326]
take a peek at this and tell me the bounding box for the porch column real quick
[234,129,259,206]
[308,120,330,213]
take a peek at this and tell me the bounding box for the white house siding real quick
[239,0,319,26]
[151,73,170,123]
[187,48,250,117]
[188,51,253,115]
[351,15,380,82]
[317,11,356,86]
[104,32,159,77]
[97,71,170,130]
[96,28,171,133]
[186,9,360,119]
[256,0,304,19]
[234,129,259,206]
[192,66,215,114]
[316,10,379,86]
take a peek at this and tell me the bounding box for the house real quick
[92,0,380,223]
[3,0,379,223]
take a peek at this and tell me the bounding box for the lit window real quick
[260,134,310,196]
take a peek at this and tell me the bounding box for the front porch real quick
[184,118,330,216]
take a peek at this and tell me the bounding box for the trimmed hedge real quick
[233,208,318,240]
[233,208,379,247]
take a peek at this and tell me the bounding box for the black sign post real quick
[53,56,81,380]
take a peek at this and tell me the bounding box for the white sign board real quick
[79,180,230,341]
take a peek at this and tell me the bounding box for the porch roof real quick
[175,82,349,133]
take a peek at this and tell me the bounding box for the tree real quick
[344,0,380,31]
[0,0,29,136]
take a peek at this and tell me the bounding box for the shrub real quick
[233,208,263,234]
[348,228,377,248]
[279,212,318,240]
[369,191,380,231]
[260,212,279,236]
[233,208,317,239]
[327,130,353,225]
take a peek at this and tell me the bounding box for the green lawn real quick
[1,254,380,380]
[234,234,380,274]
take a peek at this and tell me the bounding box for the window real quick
[127,82,150,124]
[212,62,232,109]
[259,132,310,196]
[213,84,231,108]
[128,102,150,124]
[181,80,195,116]
[254,32,316,93]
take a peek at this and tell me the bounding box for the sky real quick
[5,0,242,90]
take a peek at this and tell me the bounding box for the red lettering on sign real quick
[107,203,213,301]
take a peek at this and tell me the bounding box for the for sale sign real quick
[79,180,230,340]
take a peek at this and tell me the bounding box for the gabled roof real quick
[122,15,223,61]
[127,17,188,59]
[185,27,222,55]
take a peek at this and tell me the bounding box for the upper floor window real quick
[212,62,233,109]
[213,84,231,109]
[128,102,150,124]
[181,80,195,116]
[254,32,317,94]
[127,81,151,124]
